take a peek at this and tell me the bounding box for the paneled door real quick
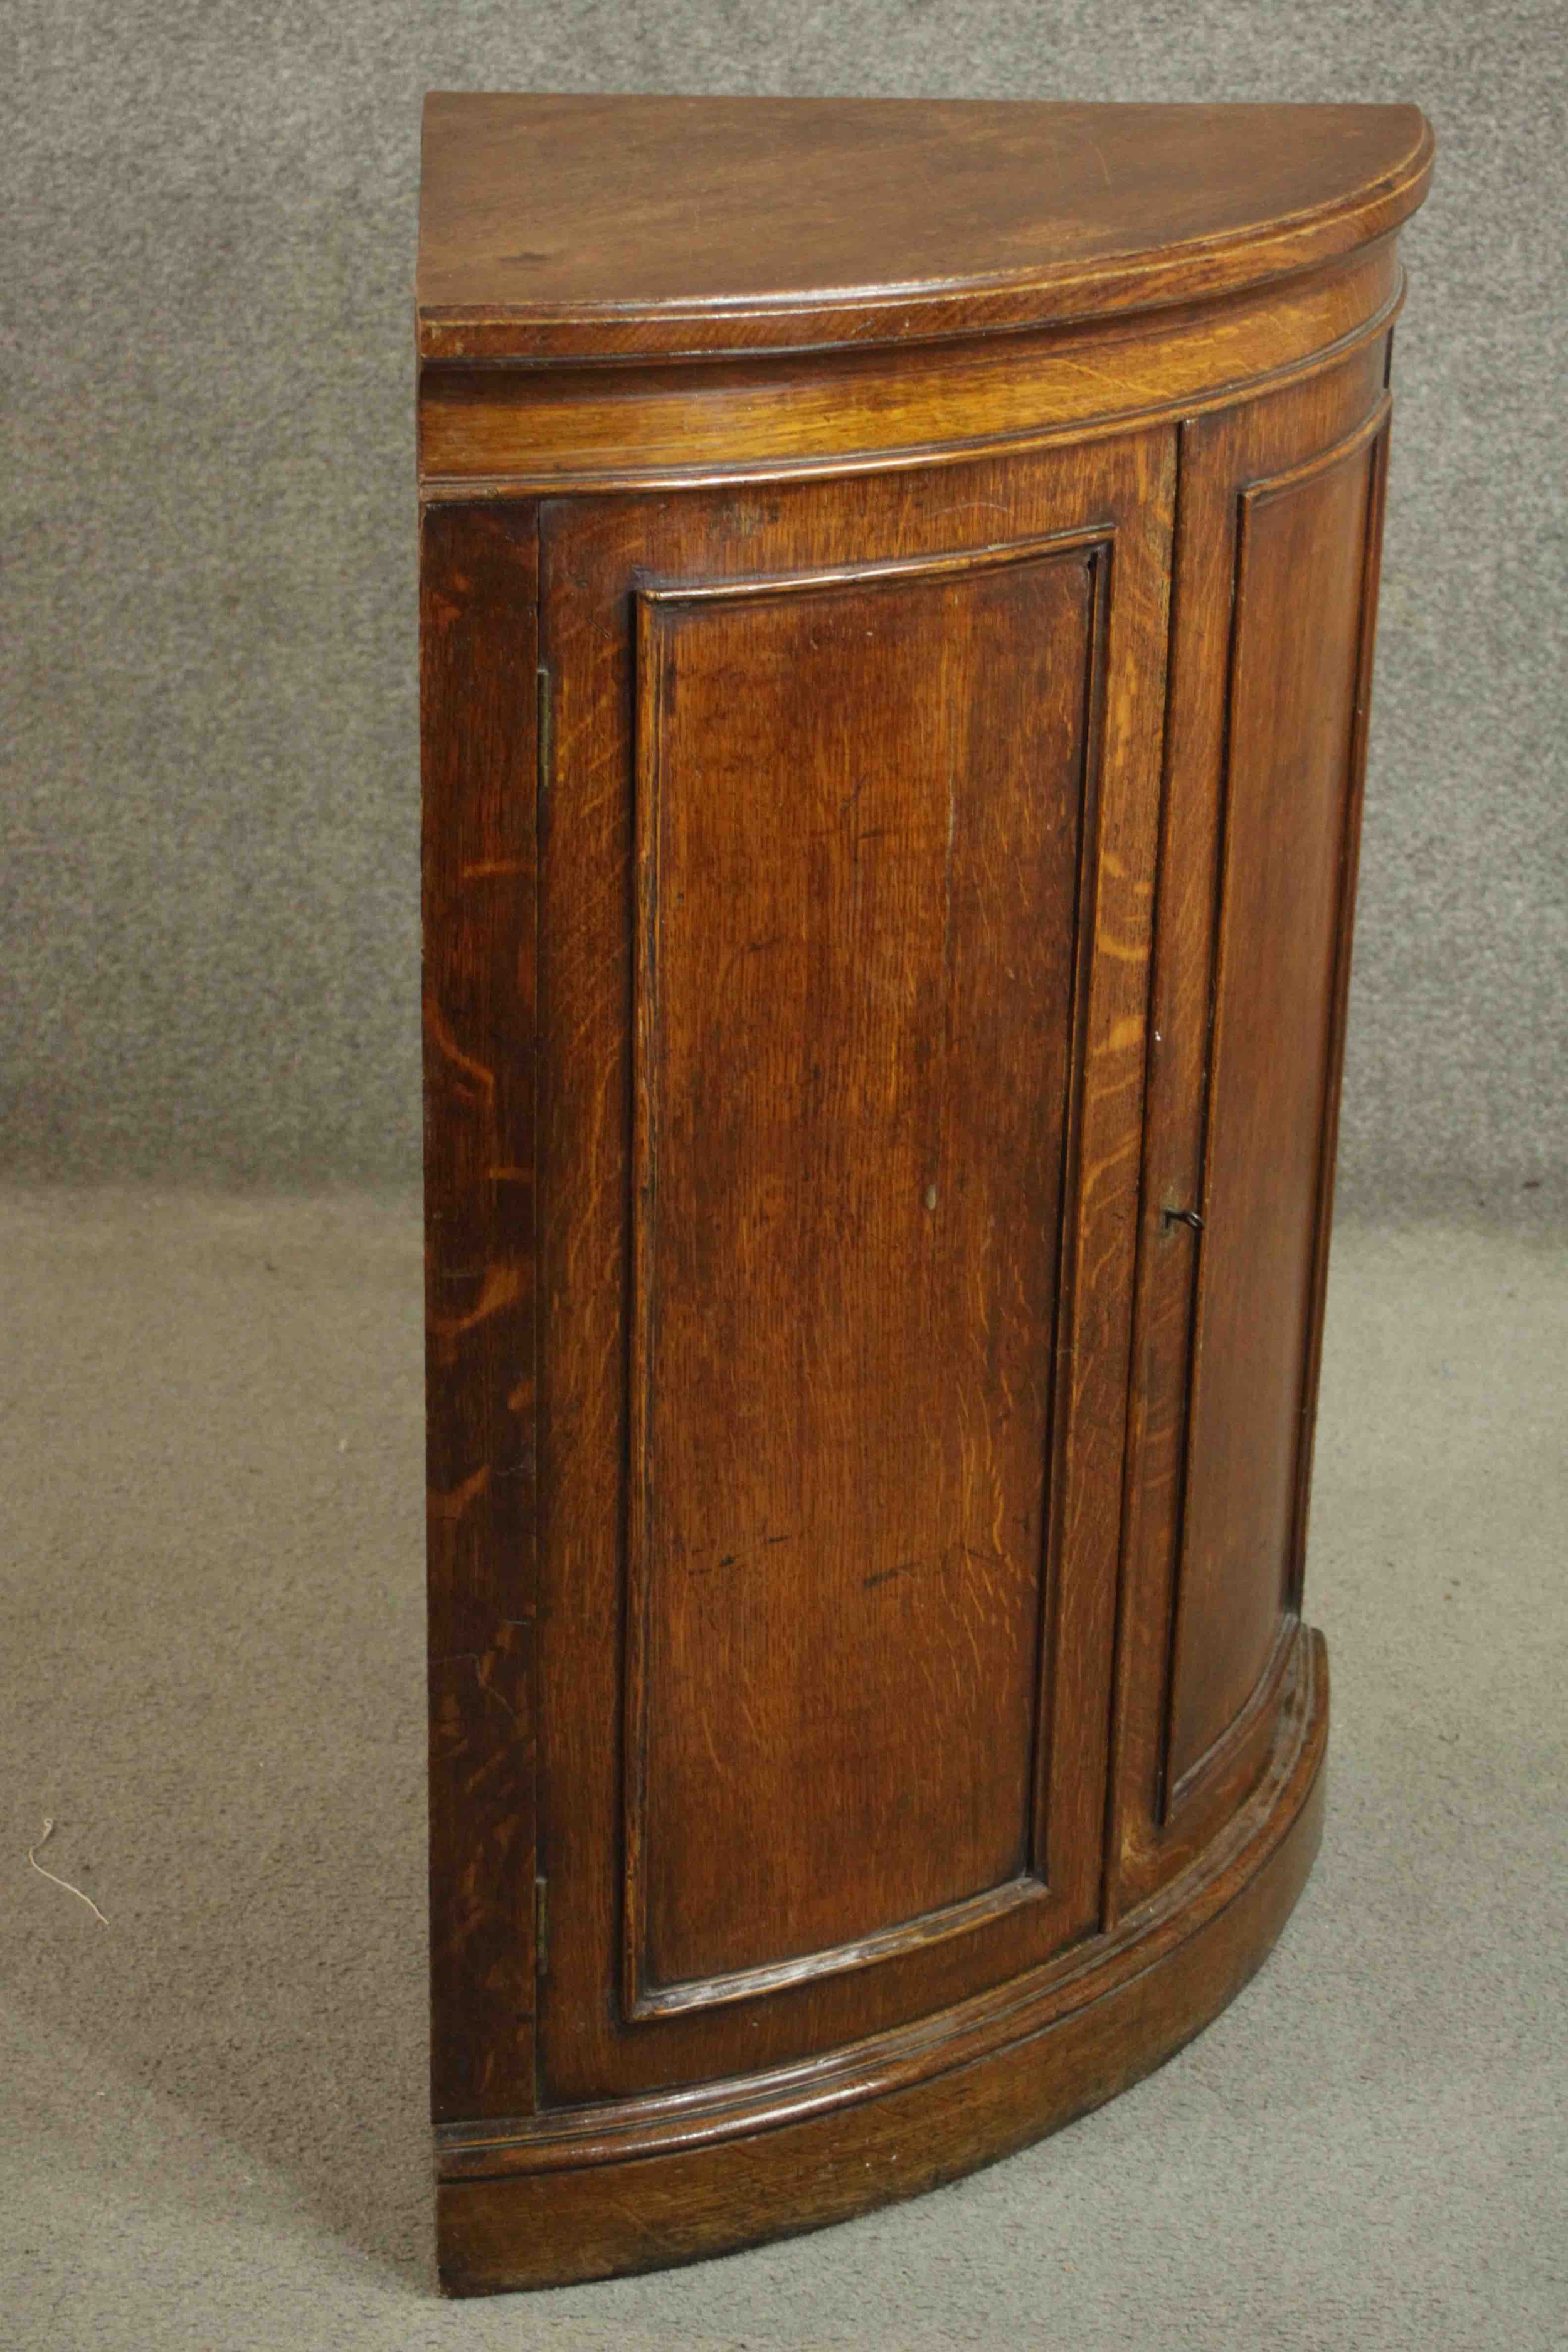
[534,437,1173,2104]
[1110,343,1392,1914]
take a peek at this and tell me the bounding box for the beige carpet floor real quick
[2,1190,1564,2350]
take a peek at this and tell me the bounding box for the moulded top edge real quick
[415,95,1434,364]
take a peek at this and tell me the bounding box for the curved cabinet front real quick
[416,93,1428,2296]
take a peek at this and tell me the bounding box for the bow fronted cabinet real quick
[415,96,1433,2295]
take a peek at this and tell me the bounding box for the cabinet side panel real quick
[630,551,1096,2001]
[1167,424,1379,1794]
[421,501,541,2123]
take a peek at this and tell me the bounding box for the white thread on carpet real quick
[27,1816,109,1926]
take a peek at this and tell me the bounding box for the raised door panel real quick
[1109,340,1390,1913]
[537,438,1173,2102]
[630,545,1094,2013]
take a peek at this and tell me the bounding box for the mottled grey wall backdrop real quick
[5,4,1563,1207]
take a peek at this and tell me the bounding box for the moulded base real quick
[437,1629,1328,2296]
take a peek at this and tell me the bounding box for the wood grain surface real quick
[420,502,541,2124]
[416,238,1405,494]
[627,540,1096,2009]
[1108,336,1393,1911]
[416,93,1431,2291]
[437,1636,1327,2292]
[1167,403,1385,1795]
[416,96,1431,360]
[532,430,1172,2109]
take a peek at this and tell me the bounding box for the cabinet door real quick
[536,438,1172,2104]
[1110,340,1391,1912]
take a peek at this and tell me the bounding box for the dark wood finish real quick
[632,541,1093,2004]
[417,238,1404,491]
[417,96,1431,359]
[416,95,1431,2291]
[1108,339,1395,1909]
[421,503,541,2124]
[533,432,1172,2106]
[439,1636,1328,2293]
[1168,403,1385,1793]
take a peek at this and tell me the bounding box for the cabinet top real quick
[416,95,1433,364]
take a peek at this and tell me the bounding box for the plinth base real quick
[435,1632,1327,2295]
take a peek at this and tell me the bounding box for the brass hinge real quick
[534,1874,549,1976]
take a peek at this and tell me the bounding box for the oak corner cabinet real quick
[416,94,1433,2296]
